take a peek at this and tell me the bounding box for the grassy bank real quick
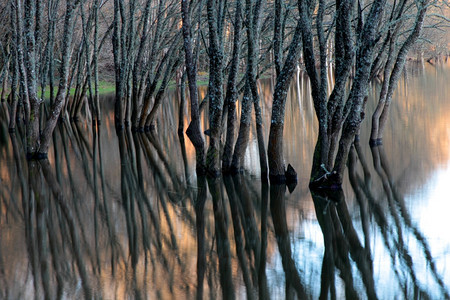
[0,81,116,100]
[0,77,212,100]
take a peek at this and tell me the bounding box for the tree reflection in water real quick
[1,92,450,299]
[270,184,308,299]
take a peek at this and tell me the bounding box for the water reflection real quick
[270,184,308,299]
[311,189,375,300]
[348,142,449,299]
[1,62,450,299]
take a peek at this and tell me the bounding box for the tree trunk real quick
[8,2,19,132]
[181,0,206,174]
[231,82,252,173]
[144,54,181,129]
[112,0,125,129]
[23,0,41,156]
[309,0,387,187]
[131,0,152,129]
[1,60,8,102]
[205,0,225,177]
[246,0,267,178]
[222,0,242,174]
[39,0,80,156]
[373,4,427,143]
[268,14,303,183]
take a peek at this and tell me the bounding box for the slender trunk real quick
[80,1,95,125]
[205,0,225,176]
[93,0,100,124]
[252,86,267,178]
[138,35,179,129]
[1,60,8,102]
[69,44,83,120]
[39,0,80,156]
[112,0,125,129]
[8,2,19,132]
[376,5,427,141]
[231,82,252,173]
[268,16,303,183]
[131,0,152,128]
[222,0,242,173]
[178,71,186,134]
[23,0,41,156]
[8,57,19,131]
[370,40,395,144]
[309,0,386,188]
[137,0,166,128]
[181,0,205,175]
[247,0,267,178]
[13,0,31,129]
[273,0,282,77]
[300,0,330,180]
[144,55,181,129]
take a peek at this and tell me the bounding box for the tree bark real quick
[181,0,206,174]
[8,2,19,132]
[372,3,427,143]
[268,10,303,183]
[39,0,80,156]
[222,0,242,174]
[331,0,387,182]
[231,82,252,173]
[247,0,267,178]
[130,0,153,129]
[23,0,40,156]
[205,0,225,177]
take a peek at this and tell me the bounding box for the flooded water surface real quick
[1,61,450,299]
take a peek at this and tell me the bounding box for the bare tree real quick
[205,0,227,176]
[370,0,428,144]
[267,0,305,183]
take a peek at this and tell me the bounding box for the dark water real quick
[0,61,449,299]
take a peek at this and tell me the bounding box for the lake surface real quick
[1,60,449,299]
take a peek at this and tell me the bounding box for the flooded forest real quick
[1,0,450,299]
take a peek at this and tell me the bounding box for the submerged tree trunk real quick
[38,0,80,157]
[23,0,40,156]
[112,0,132,130]
[306,0,393,188]
[222,0,242,174]
[205,0,226,176]
[268,11,304,183]
[231,82,252,173]
[370,3,427,144]
[330,0,387,183]
[8,2,19,132]
[181,0,206,174]
[247,0,267,178]
[130,0,152,129]
[1,57,9,103]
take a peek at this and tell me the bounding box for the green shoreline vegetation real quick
[0,75,212,100]
[0,81,115,100]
